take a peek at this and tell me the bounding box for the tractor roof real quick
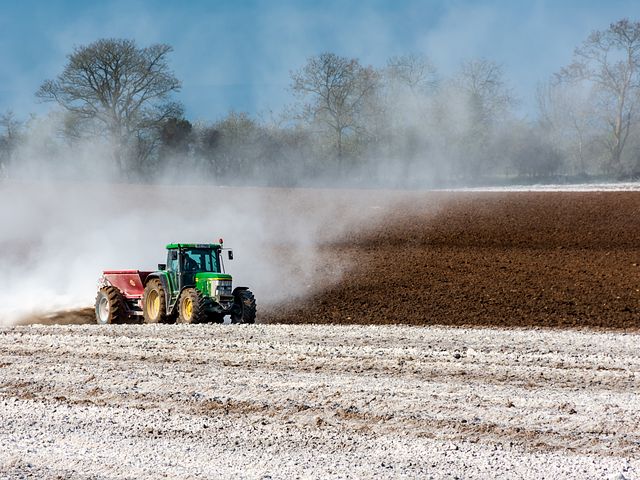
[166,243,222,249]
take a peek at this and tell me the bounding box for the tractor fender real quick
[232,286,249,296]
[145,273,173,315]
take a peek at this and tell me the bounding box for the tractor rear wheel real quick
[95,286,127,325]
[231,289,256,324]
[177,288,207,324]
[143,279,169,324]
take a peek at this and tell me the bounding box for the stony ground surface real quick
[0,323,638,479]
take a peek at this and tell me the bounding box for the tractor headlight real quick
[210,279,232,297]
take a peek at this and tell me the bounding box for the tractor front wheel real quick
[95,286,127,325]
[143,279,170,324]
[231,289,257,324]
[178,288,207,324]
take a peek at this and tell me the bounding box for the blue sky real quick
[0,0,639,121]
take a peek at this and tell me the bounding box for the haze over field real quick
[0,183,415,324]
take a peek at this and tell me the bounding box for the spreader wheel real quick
[177,288,207,324]
[143,279,170,324]
[95,286,127,325]
[231,289,256,324]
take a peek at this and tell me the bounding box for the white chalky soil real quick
[0,323,638,479]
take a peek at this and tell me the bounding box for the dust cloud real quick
[0,180,410,325]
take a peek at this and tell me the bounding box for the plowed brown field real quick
[270,192,640,329]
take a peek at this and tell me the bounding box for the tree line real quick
[1,19,640,186]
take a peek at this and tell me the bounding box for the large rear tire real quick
[95,286,127,325]
[143,279,169,324]
[231,289,256,324]
[177,288,207,324]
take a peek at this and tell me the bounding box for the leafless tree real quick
[0,111,22,176]
[448,59,515,178]
[381,54,438,137]
[386,54,438,93]
[454,59,514,124]
[372,55,438,185]
[36,38,182,175]
[291,53,379,165]
[0,110,21,138]
[537,81,598,175]
[557,19,640,174]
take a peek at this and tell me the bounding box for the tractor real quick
[94,241,256,325]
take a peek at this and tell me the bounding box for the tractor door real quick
[179,248,199,288]
[166,249,180,296]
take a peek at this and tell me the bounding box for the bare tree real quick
[537,81,598,175]
[449,59,515,178]
[557,19,640,174]
[373,55,438,186]
[0,111,22,177]
[386,54,438,93]
[36,38,181,175]
[381,54,438,135]
[291,53,379,165]
[454,59,514,124]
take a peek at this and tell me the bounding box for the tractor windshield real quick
[182,248,219,273]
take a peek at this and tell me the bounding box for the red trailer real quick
[98,270,152,319]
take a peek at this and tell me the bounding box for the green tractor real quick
[95,241,256,325]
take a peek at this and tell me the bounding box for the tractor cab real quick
[162,243,225,291]
[164,244,223,273]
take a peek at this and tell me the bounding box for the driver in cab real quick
[183,254,200,272]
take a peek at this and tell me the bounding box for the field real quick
[272,191,640,329]
[1,186,639,478]
[1,324,638,479]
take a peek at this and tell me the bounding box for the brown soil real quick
[269,192,640,330]
[14,308,96,326]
